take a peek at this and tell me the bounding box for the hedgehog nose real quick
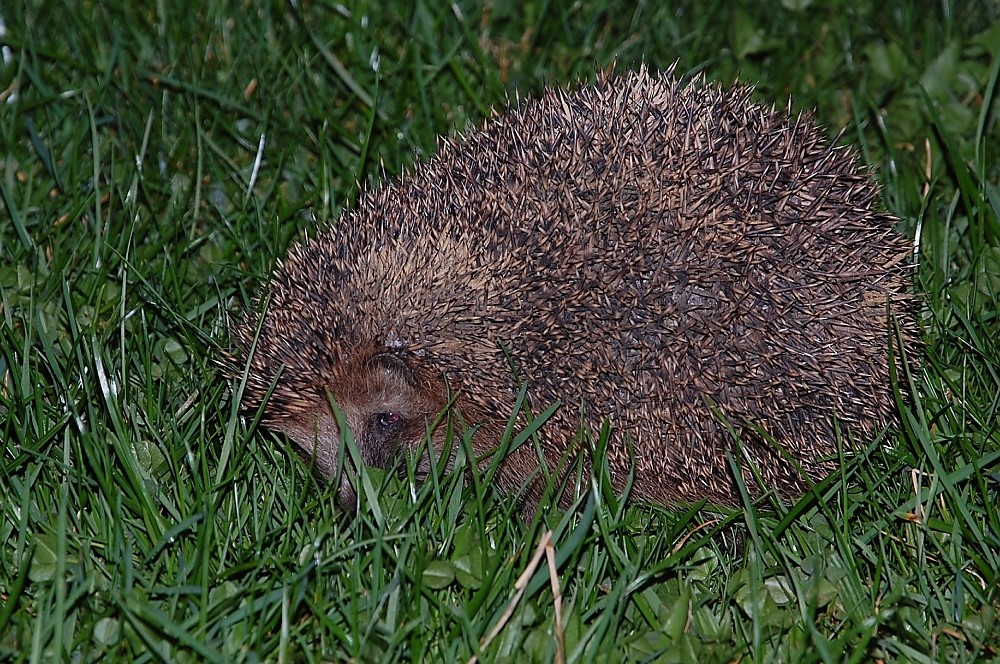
[336,474,359,513]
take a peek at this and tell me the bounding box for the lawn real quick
[1,0,999,661]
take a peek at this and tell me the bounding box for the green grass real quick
[1,0,999,661]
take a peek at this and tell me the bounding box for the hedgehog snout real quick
[304,351,452,512]
[276,397,410,511]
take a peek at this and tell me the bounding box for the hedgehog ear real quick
[367,352,418,388]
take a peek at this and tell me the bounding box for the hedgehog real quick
[228,66,919,515]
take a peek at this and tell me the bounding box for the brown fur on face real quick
[263,348,458,509]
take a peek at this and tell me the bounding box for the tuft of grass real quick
[1,0,998,661]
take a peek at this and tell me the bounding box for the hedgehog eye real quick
[373,411,403,434]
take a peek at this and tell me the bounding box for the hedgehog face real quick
[271,351,448,510]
